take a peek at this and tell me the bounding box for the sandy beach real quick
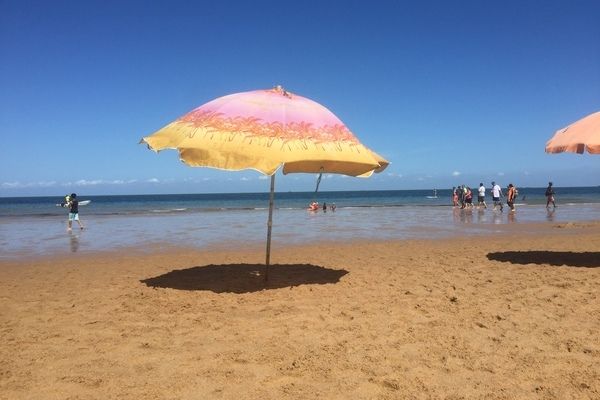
[1,221,599,399]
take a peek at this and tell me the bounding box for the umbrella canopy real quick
[141,86,388,279]
[545,111,600,154]
[142,86,388,176]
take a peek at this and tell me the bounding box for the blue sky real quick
[1,0,599,196]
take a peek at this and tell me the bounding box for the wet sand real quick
[1,221,599,399]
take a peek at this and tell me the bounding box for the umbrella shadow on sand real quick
[487,251,600,268]
[141,263,349,294]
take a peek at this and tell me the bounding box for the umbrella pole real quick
[265,174,275,281]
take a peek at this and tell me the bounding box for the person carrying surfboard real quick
[67,193,85,231]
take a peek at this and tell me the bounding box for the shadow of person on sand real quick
[140,263,349,293]
[487,251,600,268]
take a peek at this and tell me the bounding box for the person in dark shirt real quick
[67,193,84,231]
[545,182,556,209]
[506,184,517,212]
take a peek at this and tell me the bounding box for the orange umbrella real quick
[545,111,600,154]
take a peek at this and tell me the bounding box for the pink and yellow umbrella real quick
[141,86,388,278]
[545,111,600,154]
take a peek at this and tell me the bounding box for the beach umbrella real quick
[141,86,388,279]
[545,111,600,154]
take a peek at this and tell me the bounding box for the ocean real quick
[1,187,599,258]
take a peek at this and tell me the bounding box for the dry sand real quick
[1,222,599,399]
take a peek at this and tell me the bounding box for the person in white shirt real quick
[477,183,487,209]
[491,181,503,211]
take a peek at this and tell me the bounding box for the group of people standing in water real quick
[453,182,514,211]
[308,201,336,212]
[452,181,556,212]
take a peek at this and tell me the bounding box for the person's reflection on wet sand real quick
[492,212,502,225]
[69,232,80,253]
[477,208,485,223]
[460,208,473,224]
[546,208,556,222]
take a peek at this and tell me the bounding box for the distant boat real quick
[426,189,438,199]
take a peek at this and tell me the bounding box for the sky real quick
[1,0,599,197]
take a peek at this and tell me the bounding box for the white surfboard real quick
[56,200,91,207]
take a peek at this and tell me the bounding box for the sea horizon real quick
[1,184,599,200]
[1,186,600,218]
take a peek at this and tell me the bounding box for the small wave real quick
[0,213,63,219]
[151,208,188,213]
[340,204,451,209]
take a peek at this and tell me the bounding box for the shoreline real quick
[1,223,599,399]
[1,219,599,262]
[2,203,600,260]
